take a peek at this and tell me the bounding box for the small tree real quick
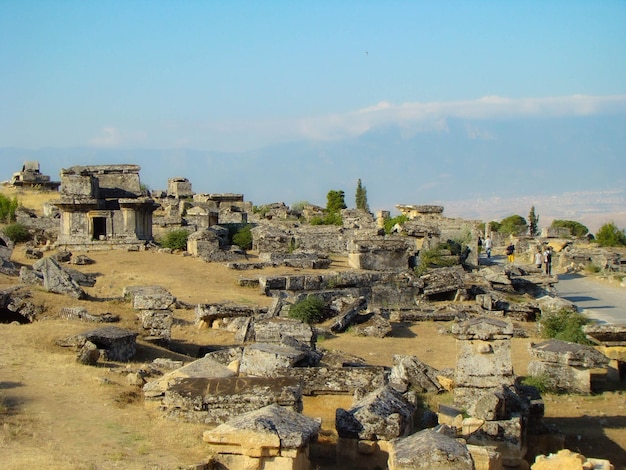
[595,221,626,247]
[499,215,528,237]
[232,225,253,250]
[0,194,19,223]
[288,296,327,324]
[326,190,346,214]
[528,206,539,237]
[550,219,589,238]
[355,179,370,212]
[160,229,189,251]
[3,223,31,243]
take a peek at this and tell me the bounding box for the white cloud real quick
[293,94,626,142]
[161,94,626,152]
[89,127,147,148]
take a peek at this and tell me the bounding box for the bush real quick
[414,245,458,276]
[383,214,409,234]
[595,221,626,247]
[0,194,19,223]
[550,219,589,238]
[232,225,253,250]
[288,296,327,324]
[160,229,189,251]
[538,309,591,344]
[2,223,31,243]
[498,215,528,236]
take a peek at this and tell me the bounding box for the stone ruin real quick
[583,324,626,383]
[203,404,321,470]
[528,338,609,394]
[124,285,176,343]
[447,317,559,468]
[53,164,159,250]
[7,160,60,190]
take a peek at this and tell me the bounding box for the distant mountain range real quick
[2,114,625,232]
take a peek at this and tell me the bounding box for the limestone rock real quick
[390,355,444,394]
[336,385,415,440]
[388,427,474,470]
[352,313,393,338]
[32,256,86,299]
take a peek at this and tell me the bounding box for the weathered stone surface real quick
[268,365,389,395]
[32,257,86,299]
[59,306,119,323]
[64,267,97,287]
[74,326,138,362]
[352,313,393,338]
[70,254,95,265]
[336,385,415,440]
[195,302,267,325]
[388,427,474,470]
[481,266,513,285]
[76,340,100,365]
[140,309,173,341]
[252,317,316,346]
[466,444,504,470]
[467,416,526,468]
[529,339,609,368]
[0,232,17,275]
[453,317,514,341]
[527,361,595,394]
[143,356,236,398]
[348,238,415,270]
[239,343,309,376]
[330,296,367,333]
[583,324,626,345]
[124,285,176,310]
[531,449,613,470]
[389,355,444,394]
[161,376,303,424]
[203,403,320,454]
[420,265,466,297]
[19,266,43,286]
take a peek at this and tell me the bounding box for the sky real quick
[2,1,625,151]
[1,1,625,230]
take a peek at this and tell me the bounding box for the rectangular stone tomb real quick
[160,376,303,424]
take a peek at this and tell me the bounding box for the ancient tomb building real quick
[54,165,159,250]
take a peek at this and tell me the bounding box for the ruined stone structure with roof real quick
[7,161,60,190]
[53,165,159,250]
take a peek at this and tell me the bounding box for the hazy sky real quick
[2,1,625,152]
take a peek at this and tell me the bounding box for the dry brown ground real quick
[1,187,625,469]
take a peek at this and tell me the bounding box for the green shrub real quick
[0,194,19,223]
[160,229,189,251]
[2,223,31,243]
[521,374,554,394]
[538,309,591,344]
[383,214,409,234]
[414,245,458,276]
[232,225,253,250]
[584,263,601,274]
[309,212,342,226]
[595,221,626,247]
[288,296,327,324]
[498,215,528,236]
[550,219,589,238]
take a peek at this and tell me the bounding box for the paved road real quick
[482,253,626,325]
[555,273,626,325]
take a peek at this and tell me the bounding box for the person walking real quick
[484,236,492,259]
[543,246,553,275]
[506,242,515,264]
[534,248,543,269]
